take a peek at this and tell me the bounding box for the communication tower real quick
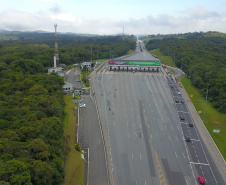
[54,24,60,66]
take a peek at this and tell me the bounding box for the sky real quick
[0,0,226,35]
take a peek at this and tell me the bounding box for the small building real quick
[48,67,63,74]
[74,88,84,95]
[62,82,73,92]
[81,62,95,69]
[96,61,101,66]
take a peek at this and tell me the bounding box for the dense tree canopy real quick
[146,31,226,113]
[0,32,136,184]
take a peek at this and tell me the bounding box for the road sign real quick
[190,94,193,98]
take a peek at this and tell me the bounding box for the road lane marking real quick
[155,151,167,185]
[175,152,178,158]
[190,162,209,166]
[190,139,200,142]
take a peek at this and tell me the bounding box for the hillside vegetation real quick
[0,32,136,184]
[145,31,226,113]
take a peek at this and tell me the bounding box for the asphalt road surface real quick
[79,96,108,185]
[66,67,83,89]
[91,42,225,185]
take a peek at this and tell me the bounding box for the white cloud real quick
[49,4,62,14]
[0,6,225,35]
[37,0,55,2]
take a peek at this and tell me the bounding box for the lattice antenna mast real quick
[54,24,60,66]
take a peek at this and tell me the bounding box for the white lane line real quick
[190,162,209,165]
[171,125,173,130]
[191,139,200,142]
[185,179,188,185]
[182,152,185,158]
[175,152,178,158]
[175,136,178,142]
[168,136,171,141]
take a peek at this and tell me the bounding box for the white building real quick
[81,62,95,69]
[62,82,73,92]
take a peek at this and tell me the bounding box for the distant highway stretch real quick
[91,41,225,185]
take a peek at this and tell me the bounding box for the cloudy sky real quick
[0,0,226,35]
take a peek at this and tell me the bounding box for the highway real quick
[91,41,225,185]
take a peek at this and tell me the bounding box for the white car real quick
[178,92,181,95]
[79,103,86,108]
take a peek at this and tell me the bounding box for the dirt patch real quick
[213,120,221,125]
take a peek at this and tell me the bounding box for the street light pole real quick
[189,68,191,94]
[204,83,209,119]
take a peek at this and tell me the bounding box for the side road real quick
[170,66,226,184]
[79,95,108,185]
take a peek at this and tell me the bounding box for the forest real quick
[0,32,136,184]
[145,31,226,113]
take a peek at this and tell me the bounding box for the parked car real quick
[175,99,179,103]
[178,92,181,95]
[79,103,86,108]
[185,136,191,142]
[181,99,185,104]
[198,176,205,184]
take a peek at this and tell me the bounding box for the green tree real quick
[0,159,32,185]
[33,160,54,185]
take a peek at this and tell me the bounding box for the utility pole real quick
[204,84,209,119]
[90,45,92,62]
[189,68,191,94]
[173,52,176,64]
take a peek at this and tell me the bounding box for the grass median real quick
[181,77,226,160]
[63,94,84,185]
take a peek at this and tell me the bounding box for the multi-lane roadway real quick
[90,41,225,185]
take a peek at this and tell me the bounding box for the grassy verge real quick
[169,68,176,75]
[149,49,176,67]
[181,77,226,160]
[63,95,84,185]
[126,49,134,55]
[93,59,108,62]
[81,69,92,87]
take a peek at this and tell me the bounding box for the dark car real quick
[181,99,185,104]
[189,122,194,127]
[180,115,185,120]
[185,136,191,142]
[175,99,179,103]
[198,176,205,184]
